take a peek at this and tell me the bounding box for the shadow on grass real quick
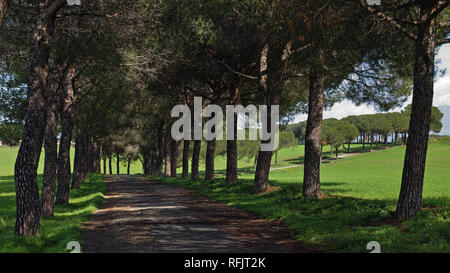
[422,196,450,207]
[0,173,106,253]
[0,175,14,182]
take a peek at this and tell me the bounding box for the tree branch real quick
[431,1,450,20]
[213,59,258,80]
[360,0,417,41]
[282,42,312,62]
[437,38,450,45]
[45,0,66,17]
[0,0,9,25]
[1,51,28,61]
[438,21,450,28]
[56,12,119,19]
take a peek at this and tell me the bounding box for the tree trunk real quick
[370,136,373,152]
[155,124,164,176]
[254,144,276,193]
[253,152,258,171]
[116,152,120,174]
[275,151,278,166]
[143,153,148,175]
[72,133,88,189]
[254,43,281,193]
[170,140,178,177]
[182,140,190,179]
[87,137,94,173]
[362,132,365,150]
[205,139,216,181]
[143,151,151,175]
[226,86,239,184]
[90,140,100,173]
[164,135,171,177]
[397,2,437,220]
[347,142,350,153]
[95,144,101,173]
[14,7,58,236]
[41,59,66,217]
[150,152,156,175]
[254,43,272,193]
[103,154,107,175]
[149,151,155,175]
[0,0,9,26]
[302,68,325,198]
[191,140,201,181]
[108,153,112,175]
[335,147,339,160]
[254,149,271,193]
[127,158,131,175]
[254,99,280,193]
[56,65,76,204]
[41,89,58,218]
[320,145,323,164]
[226,134,238,184]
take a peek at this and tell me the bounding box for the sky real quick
[293,44,450,123]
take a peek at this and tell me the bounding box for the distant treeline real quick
[286,104,444,151]
[429,135,450,145]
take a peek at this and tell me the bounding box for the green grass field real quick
[0,146,106,253]
[152,143,450,253]
[261,144,450,202]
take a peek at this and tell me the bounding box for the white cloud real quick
[293,100,379,123]
[434,76,450,106]
[434,44,450,107]
[293,44,450,123]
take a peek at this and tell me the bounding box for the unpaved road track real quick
[81,175,320,253]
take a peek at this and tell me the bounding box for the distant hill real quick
[438,105,450,136]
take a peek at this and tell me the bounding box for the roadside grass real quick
[150,144,450,253]
[0,146,106,253]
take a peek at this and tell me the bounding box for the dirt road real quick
[81,175,319,253]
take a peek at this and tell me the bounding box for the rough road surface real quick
[81,175,320,253]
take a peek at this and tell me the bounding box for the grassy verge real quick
[0,173,106,253]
